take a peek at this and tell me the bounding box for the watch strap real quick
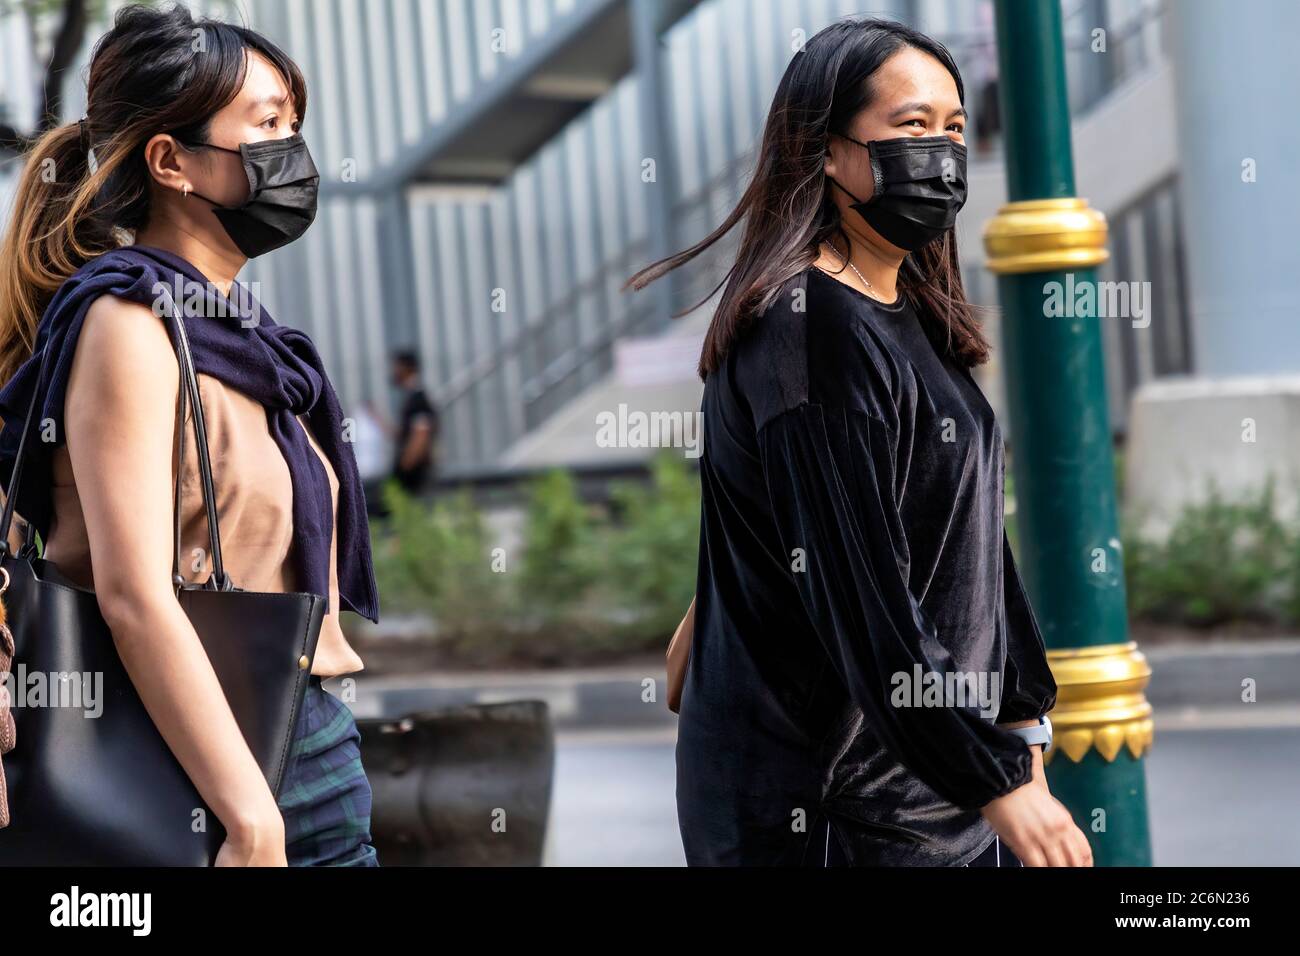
[1007,715,1052,753]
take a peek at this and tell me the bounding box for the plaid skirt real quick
[277,675,379,866]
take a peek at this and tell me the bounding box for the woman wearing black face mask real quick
[0,5,378,866]
[631,18,1091,868]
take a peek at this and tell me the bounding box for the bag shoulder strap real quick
[0,378,41,554]
[166,290,229,590]
[173,343,188,587]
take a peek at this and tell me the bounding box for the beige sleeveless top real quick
[41,372,365,678]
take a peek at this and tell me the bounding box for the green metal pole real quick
[984,0,1153,867]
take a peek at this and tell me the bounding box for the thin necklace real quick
[835,244,876,299]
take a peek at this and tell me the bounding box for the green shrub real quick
[368,458,1300,669]
[601,454,701,644]
[1124,481,1290,627]
[367,460,701,666]
[517,468,601,631]
[370,481,513,640]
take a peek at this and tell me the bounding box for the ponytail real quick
[0,121,115,387]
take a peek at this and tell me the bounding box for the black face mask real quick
[828,134,968,251]
[186,133,320,258]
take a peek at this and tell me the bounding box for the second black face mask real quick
[187,133,320,259]
[829,134,968,251]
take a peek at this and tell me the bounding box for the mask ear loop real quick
[829,132,886,202]
[823,175,867,275]
[192,142,244,157]
[827,175,867,206]
[175,138,244,208]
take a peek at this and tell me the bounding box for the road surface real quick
[545,713,1300,866]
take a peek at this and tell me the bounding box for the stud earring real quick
[181,185,191,198]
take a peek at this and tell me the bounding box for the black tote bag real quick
[0,291,325,866]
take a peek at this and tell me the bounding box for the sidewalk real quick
[345,662,679,730]
[343,638,1300,729]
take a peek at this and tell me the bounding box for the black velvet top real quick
[676,266,1057,866]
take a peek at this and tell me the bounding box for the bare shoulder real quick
[69,295,178,416]
[75,295,178,390]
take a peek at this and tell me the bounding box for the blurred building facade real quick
[2,0,1191,479]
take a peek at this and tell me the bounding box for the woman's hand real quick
[666,597,695,714]
[214,805,288,867]
[980,746,1094,867]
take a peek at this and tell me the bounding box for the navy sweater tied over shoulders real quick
[0,245,379,623]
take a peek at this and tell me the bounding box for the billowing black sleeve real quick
[758,402,1033,810]
[997,530,1058,723]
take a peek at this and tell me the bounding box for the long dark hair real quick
[0,3,307,387]
[627,17,989,378]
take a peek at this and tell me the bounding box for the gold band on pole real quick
[1045,641,1153,765]
[982,197,1110,274]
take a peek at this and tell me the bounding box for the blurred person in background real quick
[387,348,438,496]
[0,3,379,866]
[352,398,392,518]
[632,18,1090,868]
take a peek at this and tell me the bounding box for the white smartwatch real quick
[1007,715,1052,754]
